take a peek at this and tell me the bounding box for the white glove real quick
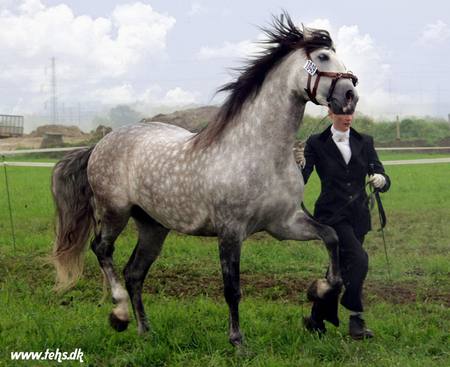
[369,173,386,189]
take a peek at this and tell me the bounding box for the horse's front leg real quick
[267,209,342,293]
[218,234,243,346]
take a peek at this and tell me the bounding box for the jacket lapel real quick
[349,128,363,163]
[319,125,347,168]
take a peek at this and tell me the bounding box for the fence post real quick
[2,155,16,252]
[396,115,401,141]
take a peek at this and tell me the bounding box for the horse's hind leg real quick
[91,209,130,332]
[123,207,169,335]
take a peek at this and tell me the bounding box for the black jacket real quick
[302,125,390,237]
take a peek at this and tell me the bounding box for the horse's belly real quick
[135,186,215,235]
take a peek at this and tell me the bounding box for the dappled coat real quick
[301,125,390,237]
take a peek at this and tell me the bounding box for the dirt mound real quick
[142,106,220,132]
[30,124,87,137]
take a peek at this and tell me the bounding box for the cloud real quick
[90,84,136,105]
[90,84,199,111]
[197,40,259,60]
[161,87,198,106]
[417,20,450,45]
[0,0,176,113]
[19,0,44,14]
[0,1,175,76]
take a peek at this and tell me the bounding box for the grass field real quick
[0,157,449,366]
[3,149,450,163]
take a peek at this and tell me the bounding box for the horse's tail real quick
[51,146,96,291]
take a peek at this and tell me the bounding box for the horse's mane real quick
[191,12,333,150]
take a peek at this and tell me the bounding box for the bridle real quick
[303,57,358,106]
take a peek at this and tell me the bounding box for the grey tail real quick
[51,146,96,291]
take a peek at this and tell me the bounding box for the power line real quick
[51,57,58,124]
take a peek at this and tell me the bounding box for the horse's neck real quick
[220,59,306,157]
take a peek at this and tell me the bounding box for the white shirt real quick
[331,125,351,164]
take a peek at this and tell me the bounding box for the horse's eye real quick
[318,53,329,62]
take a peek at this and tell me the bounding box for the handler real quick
[296,109,390,340]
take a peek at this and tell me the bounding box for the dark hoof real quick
[109,312,129,332]
[138,323,150,336]
[229,333,243,347]
[303,316,326,336]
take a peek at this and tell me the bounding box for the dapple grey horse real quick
[52,13,358,346]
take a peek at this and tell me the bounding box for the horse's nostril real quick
[346,90,354,100]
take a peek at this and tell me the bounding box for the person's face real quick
[329,111,353,132]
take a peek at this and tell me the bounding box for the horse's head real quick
[303,47,359,114]
[285,24,359,114]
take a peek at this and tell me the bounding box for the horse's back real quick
[87,122,213,233]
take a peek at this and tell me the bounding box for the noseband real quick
[304,59,358,106]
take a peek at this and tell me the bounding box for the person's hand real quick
[368,173,386,189]
[293,140,306,168]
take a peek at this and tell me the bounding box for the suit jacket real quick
[302,125,390,237]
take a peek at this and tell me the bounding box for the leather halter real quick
[304,63,358,106]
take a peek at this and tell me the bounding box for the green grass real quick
[2,149,450,164]
[378,151,450,161]
[0,161,449,366]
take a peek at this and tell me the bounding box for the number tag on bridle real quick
[304,60,318,76]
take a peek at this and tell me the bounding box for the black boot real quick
[349,315,374,340]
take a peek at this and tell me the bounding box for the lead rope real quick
[367,180,404,338]
[369,184,392,280]
[367,164,391,281]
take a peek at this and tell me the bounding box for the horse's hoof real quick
[229,332,243,347]
[138,323,150,336]
[109,312,129,332]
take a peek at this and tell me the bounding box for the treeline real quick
[297,114,450,146]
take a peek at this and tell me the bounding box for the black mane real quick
[191,12,333,150]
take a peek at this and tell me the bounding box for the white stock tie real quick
[331,126,351,164]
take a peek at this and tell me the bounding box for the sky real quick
[1,0,449,130]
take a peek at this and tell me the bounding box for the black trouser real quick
[333,222,368,312]
[311,221,368,323]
